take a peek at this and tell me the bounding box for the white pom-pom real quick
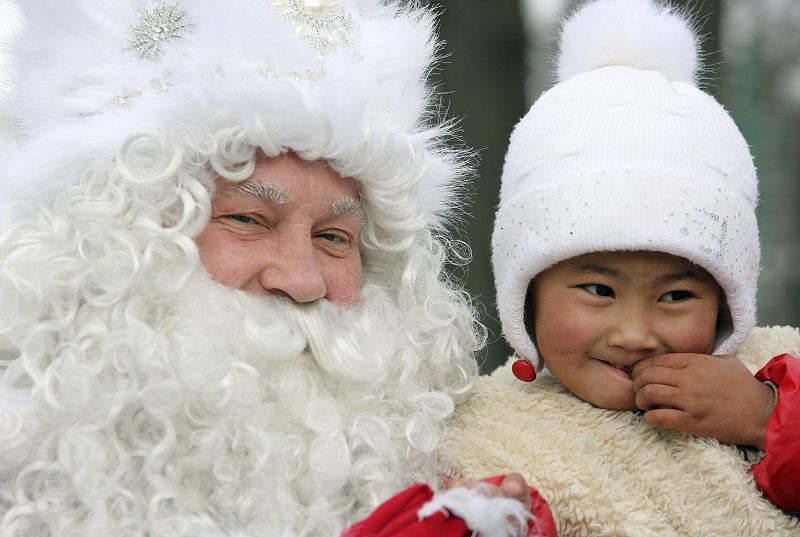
[557,0,699,84]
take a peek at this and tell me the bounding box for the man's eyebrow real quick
[330,198,364,223]
[569,263,621,277]
[219,182,291,204]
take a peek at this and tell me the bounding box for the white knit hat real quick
[0,0,462,232]
[493,0,759,369]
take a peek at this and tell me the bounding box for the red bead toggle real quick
[512,359,536,382]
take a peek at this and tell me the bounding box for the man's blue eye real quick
[660,290,692,302]
[228,214,256,224]
[582,283,615,298]
[317,232,344,243]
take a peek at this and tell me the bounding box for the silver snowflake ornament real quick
[271,0,355,58]
[125,2,193,61]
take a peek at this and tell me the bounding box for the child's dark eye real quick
[581,283,615,298]
[660,290,692,302]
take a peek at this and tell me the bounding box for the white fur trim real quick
[558,0,699,84]
[1,0,465,230]
[418,485,530,537]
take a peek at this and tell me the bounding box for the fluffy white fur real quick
[1,0,468,233]
[418,484,531,537]
[557,0,699,84]
[443,327,800,536]
[0,127,482,536]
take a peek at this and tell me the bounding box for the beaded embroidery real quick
[125,2,193,61]
[112,1,354,108]
[271,0,355,58]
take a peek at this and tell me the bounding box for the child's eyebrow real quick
[657,270,707,284]
[568,264,709,284]
[569,263,621,277]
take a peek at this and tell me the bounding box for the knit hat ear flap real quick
[493,0,758,370]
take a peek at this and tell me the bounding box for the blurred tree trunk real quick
[721,1,800,327]
[424,1,527,372]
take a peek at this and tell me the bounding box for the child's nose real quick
[606,311,659,354]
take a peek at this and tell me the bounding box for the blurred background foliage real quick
[426,0,800,373]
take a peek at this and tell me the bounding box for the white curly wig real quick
[0,1,483,535]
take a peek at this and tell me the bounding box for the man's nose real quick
[606,307,659,354]
[258,233,326,303]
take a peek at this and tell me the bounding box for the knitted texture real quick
[492,0,759,368]
[442,326,800,537]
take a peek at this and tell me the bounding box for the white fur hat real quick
[493,0,759,369]
[0,0,462,231]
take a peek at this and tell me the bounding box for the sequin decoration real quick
[111,89,144,107]
[149,72,174,93]
[256,63,325,82]
[271,0,355,58]
[109,73,171,108]
[125,2,193,61]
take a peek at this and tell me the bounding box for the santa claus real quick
[0,1,549,536]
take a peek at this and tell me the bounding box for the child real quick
[441,0,800,535]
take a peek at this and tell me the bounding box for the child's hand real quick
[632,353,775,450]
[445,473,533,511]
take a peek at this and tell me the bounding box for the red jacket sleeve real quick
[753,353,800,512]
[343,476,558,537]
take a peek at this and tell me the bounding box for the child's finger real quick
[500,473,532,509]
[632,353,694,378]
[444,477,504,498]
[642,407,692,432]
[443,477,477,491]
[635,383,687,411]
[632,364,686,392]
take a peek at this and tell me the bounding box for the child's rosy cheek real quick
[670,318,718,354]
[542,311,590,351]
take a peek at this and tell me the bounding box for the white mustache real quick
[176,272,399,383]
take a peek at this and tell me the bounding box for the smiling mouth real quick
[601,360,633,378]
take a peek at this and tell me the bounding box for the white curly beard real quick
[0,271,459,537]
